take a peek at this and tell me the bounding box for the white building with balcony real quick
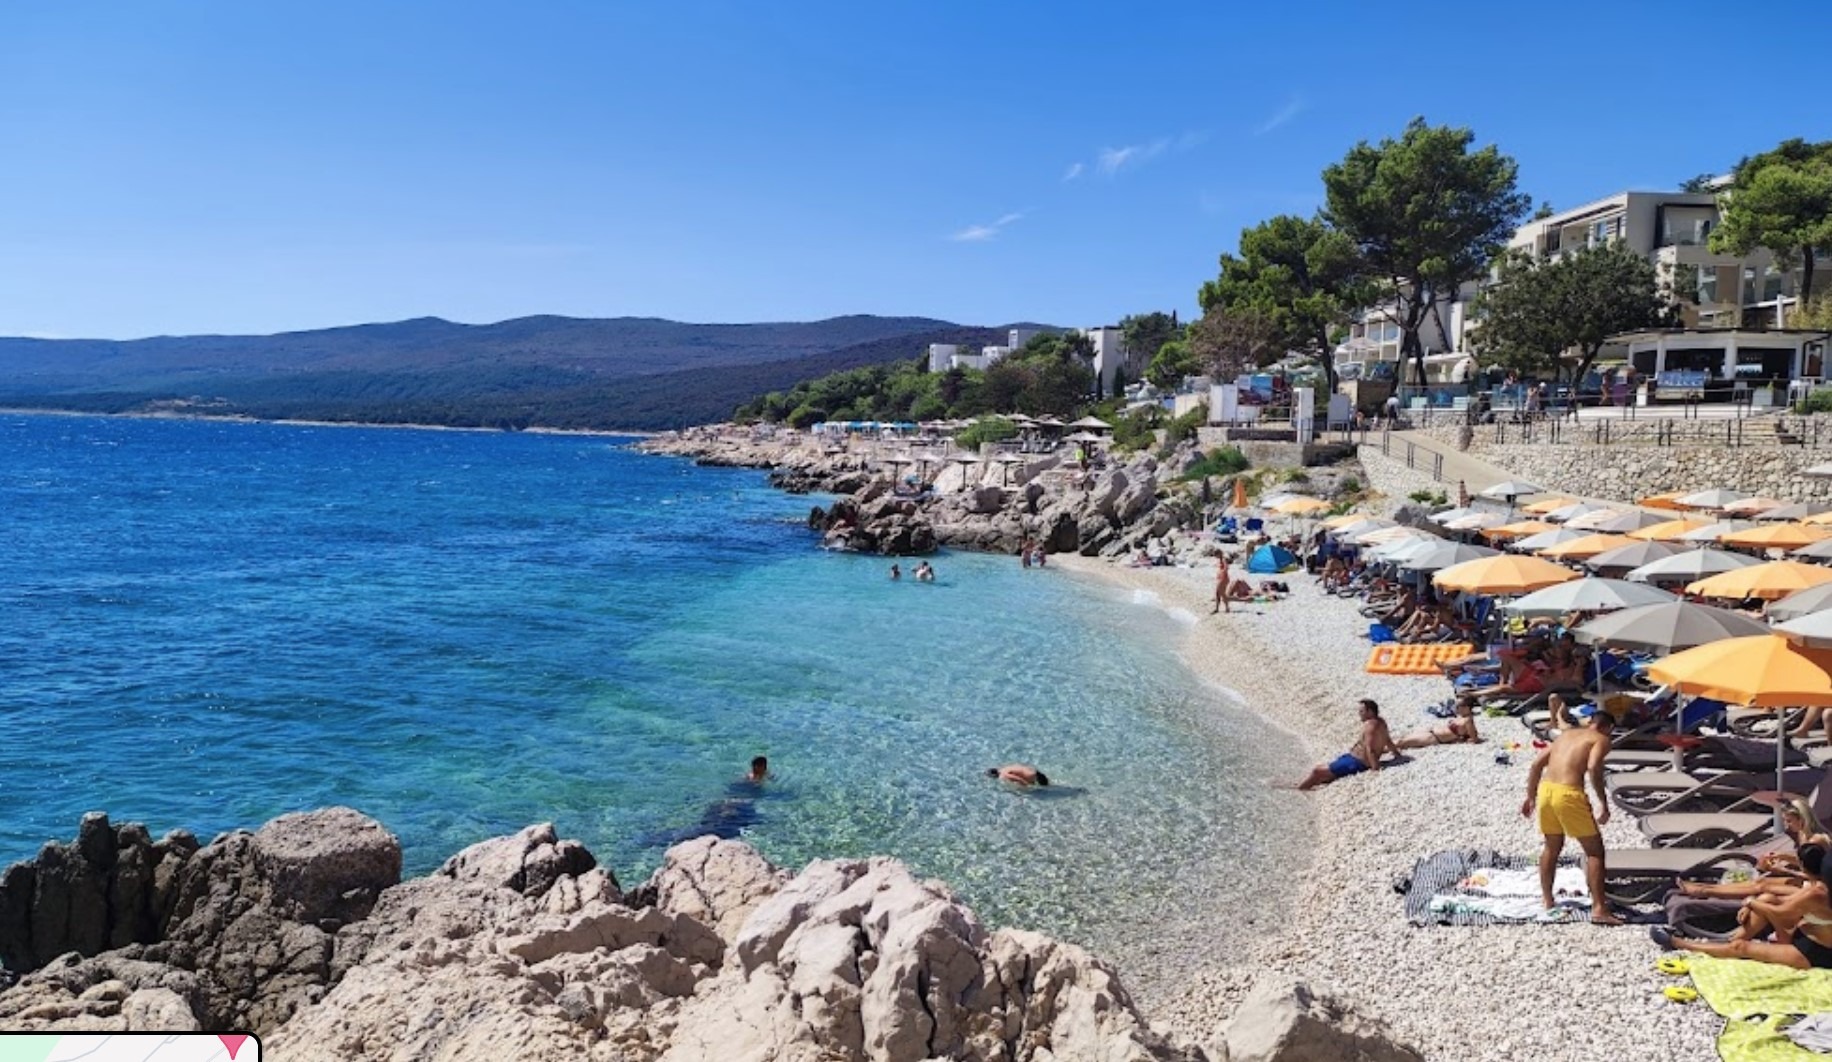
[1077,326,1132,395]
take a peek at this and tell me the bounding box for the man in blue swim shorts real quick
[1289,699,1398,791]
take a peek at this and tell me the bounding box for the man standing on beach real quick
[1211,553,1232,615]
[1521,707,1622,925]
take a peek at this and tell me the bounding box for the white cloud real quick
[1255,96,1305,136]
[1094,138,1171,178]
[1062,161,1085,182]
[949,212,1025,242]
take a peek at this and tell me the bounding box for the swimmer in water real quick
[986,763,1050,787]
[747,755,769,783]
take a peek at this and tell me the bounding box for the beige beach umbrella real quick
[1770,583,1832,623]
[1625,548,1761,584]
[1678,488,1754,511]
[1511,528,1587,553]
[1537,533,1638,561]
[1626,517,1716,542]
[1760,503,1832,522]
[1723,496,1788,516]
[1542,501,1614,524]
[1444,512,1508,532]
[1720,523,1832,552]
[1566,509,1671,534]
[1687,560,1832,601]
[1484,519,1558,541]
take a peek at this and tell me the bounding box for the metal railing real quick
[1484,412,1823,448]
[1376,428,1446,482]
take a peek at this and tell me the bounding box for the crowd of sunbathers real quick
[1287,520,1832,966]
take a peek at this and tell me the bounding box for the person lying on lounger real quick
[1395,696,1482,748]
[1653,843,1832,969]
[1288,700,1398,790]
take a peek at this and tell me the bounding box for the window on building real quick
[1696,265,1717,304]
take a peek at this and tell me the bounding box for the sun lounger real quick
[1596,841,1781,904]
[1607,767,1823,816]
[1638,780,1832,847]
[1606,735,1807,774]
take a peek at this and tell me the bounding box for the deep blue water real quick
[0,414,1307,965]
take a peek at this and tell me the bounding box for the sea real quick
[0,413,1311,976]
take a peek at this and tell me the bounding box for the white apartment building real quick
[1007,328,1041,351]
[1332,188,1824,389]
[1078,326,1134,395]
[926,344,958,373]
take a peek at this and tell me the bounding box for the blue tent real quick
[1246,544,1298,574]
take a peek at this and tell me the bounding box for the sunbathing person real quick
[1289,700,1398,790]
[1395,696,1482,748]
[1654,844,1832,969]
[1678,797,1832,902]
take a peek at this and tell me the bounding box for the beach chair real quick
[1597,838,1786,904]
[1607,766,1824,816]
[1607,734,1804,774]
[1636,780,1832,848]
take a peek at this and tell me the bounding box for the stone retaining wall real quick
[1357,446,1447,512]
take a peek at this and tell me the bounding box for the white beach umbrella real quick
[1428,506,1482,525]
[1723,496,1788,516]
[1583,540,1682,575]
[1067,415,1113,431]
[1777,610,1832,650]
[1369,537,1438,563]
[1626,547,1762,584]
[1678,488,1754,511]
[1511,528,1587,553]
[1795,540,1832,561]
[1676,520,1758,544]
[1503,577,1677,618]
[1330,518,1395,541]
[1399,541,1501,573]
[1574,601,1772,654]
[1479,480,1544,502]
[1760,503,1832,522]
[1353,525,1428,546]
[1542,501,1614,524]
[1771,583,1832,624]
[1260,492,1299,509]
[1444,512,1508,531]
[1566,509,1670,534]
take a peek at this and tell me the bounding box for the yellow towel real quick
[1691,955,1832,1019]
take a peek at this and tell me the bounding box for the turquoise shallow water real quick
[0,414,1309,969]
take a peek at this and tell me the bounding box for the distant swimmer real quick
[747,755,770,783]
[890,563,902,581]
[987,763,1051,787]
[914,561,935,582]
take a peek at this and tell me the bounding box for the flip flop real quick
[1656,957,1691,976]
[1662,986,1698,1004]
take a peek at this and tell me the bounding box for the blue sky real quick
[2,0,1828,339]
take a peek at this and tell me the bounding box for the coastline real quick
[0,405,661,439]
[1050,555,1719,1061]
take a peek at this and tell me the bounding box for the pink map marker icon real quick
[217,1035,250,1060]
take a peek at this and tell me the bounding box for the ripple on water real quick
[0,414,1314,982]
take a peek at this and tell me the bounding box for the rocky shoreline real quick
[636,428,1226,561]
[0,808,1420,1061]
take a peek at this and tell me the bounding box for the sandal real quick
[1656,957,1690,976]
[1662,986,1698,1004]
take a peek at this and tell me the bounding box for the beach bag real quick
[1369,623,1397,643]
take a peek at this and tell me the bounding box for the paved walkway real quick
[1376,430,1522,495]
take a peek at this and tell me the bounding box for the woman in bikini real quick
[1655,843,1832,969]
[1677,797,1832,903]
[1395,696,1482,749]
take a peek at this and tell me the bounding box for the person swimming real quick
[986,763,1050,787]
[746,755,769,783]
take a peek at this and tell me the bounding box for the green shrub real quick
[1179,446,1250,481]
[1110,407,1163,452]
[1805,389,1832,414]
[1164,404,1209,446]
[1338,476,1360,493]
[955,416,1019,450]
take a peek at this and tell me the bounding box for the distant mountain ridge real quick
[0,314,1037,430]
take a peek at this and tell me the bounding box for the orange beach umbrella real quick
[1686,560,1832,601]
[1537,533,1639,560]
[1648,635,1832,708]
[1483,520,1557,540]
[1523,497,1580,515]
[1719,523,1832,552]
[1638,491,1694,511]
[1432,554,1580,595]
[1272,496,1332,515]
[1626,517,1715,543]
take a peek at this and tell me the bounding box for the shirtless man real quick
[1520,707,1622,925]
[1211,553,1232,615]
[1291,700,1397,790]
[987,763,1050,787]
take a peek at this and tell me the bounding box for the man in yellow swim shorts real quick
[1520,706,1621,925]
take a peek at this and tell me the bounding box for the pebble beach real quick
[1055,554,1723,1061]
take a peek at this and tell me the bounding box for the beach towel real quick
[1690,956,1832,1020]
[1718,1014,1831,1062]
[1401,849,1589,927]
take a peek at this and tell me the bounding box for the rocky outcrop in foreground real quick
[0,810,1420,1062]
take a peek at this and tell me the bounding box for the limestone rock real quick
[1224,977,1421,1062]
[253,808,403,925]
[637,836,788,947]
[438,822,598,900]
